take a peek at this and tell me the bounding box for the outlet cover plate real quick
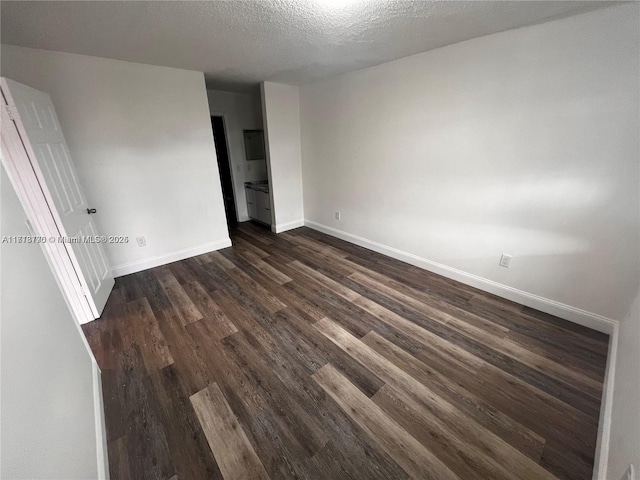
[499,254,512,268]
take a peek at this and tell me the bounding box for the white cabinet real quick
[245,185,271,226]
[245,186,257,219]
[255,191,272,225]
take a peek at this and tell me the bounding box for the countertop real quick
[245,181,269,193]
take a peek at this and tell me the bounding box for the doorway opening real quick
[211,116,237,227]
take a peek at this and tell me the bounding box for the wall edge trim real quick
[593,323,619,479]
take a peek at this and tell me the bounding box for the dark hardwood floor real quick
[82,222,609,480]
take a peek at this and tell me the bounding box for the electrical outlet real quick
[499,254,512,268]
[335,211,341,220]
[623,465,635,480]
[247,163,252,171]
[136,236,146,247]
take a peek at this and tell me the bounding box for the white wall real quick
[1,166,100,479]
[1,45,230,276]
[607,290,640,479]
[299,3,639,322]
[261,81,304,232]
[207,89,267,221]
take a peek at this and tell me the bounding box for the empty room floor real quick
[82,222,609,480]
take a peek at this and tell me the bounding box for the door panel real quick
[2,78,114,318]
[35,142,84,215]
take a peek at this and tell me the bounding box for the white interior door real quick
[1,78,114,319]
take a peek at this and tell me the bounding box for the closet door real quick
[1,77,114,320]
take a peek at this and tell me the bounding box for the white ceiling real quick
[1,0,615,92]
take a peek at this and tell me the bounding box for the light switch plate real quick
[499,254,512,268]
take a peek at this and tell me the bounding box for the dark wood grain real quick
[83,222,608,480]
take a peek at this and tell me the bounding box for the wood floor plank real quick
[222,331,331,457]
[206,250,238,270]
[82,287,127,370]
[351,294,486,374]
[539,438,595,480]
[85,223,607,480]
[297,229,475,304]
[158,311,215,396]
[118,274,146,303]
[152,365,223,480]
[291,244,358,277]
[372,383,528,480]
[307,440,408,480]
[181,278,238,340]
[203,287,381,459]
[223,265,287,313]
[361,330,546,461]
[116,345,175,480]
[312,363,461,480]
[348,276,602,418]
[235,223,275,245]
[190,382,270,480]
[458,364,599,462]
[288,260,360,301]
[101,369,127,442]
[314,317,560,480]
[505,329,606,381]
[521,306,609,343]
[125,297,174,371]
[349,271,603,400]
[230,236,270,259]
[167,260,197,286]
[465,299,609,361]
[186,322,313,479]
[235,248,293,285]
[107,436,132,480]
[155,267,204,325]
[285,232,349,259]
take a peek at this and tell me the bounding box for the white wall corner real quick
[93,361,110,479]
[260,81,304,229]
[109,238,232,278]
[592,322,619,480]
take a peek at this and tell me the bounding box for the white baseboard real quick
[110,238,232,277]
[593,324,619,479]
[273,219,305,234]
[304,220,617,334]
[93,361,110,479]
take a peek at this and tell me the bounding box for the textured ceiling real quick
[1,0,615,92]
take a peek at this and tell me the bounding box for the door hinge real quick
[3,103,18,121]
[77,282,90,297]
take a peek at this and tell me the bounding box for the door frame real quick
[210,113,240,223]
[1,87,95,325]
